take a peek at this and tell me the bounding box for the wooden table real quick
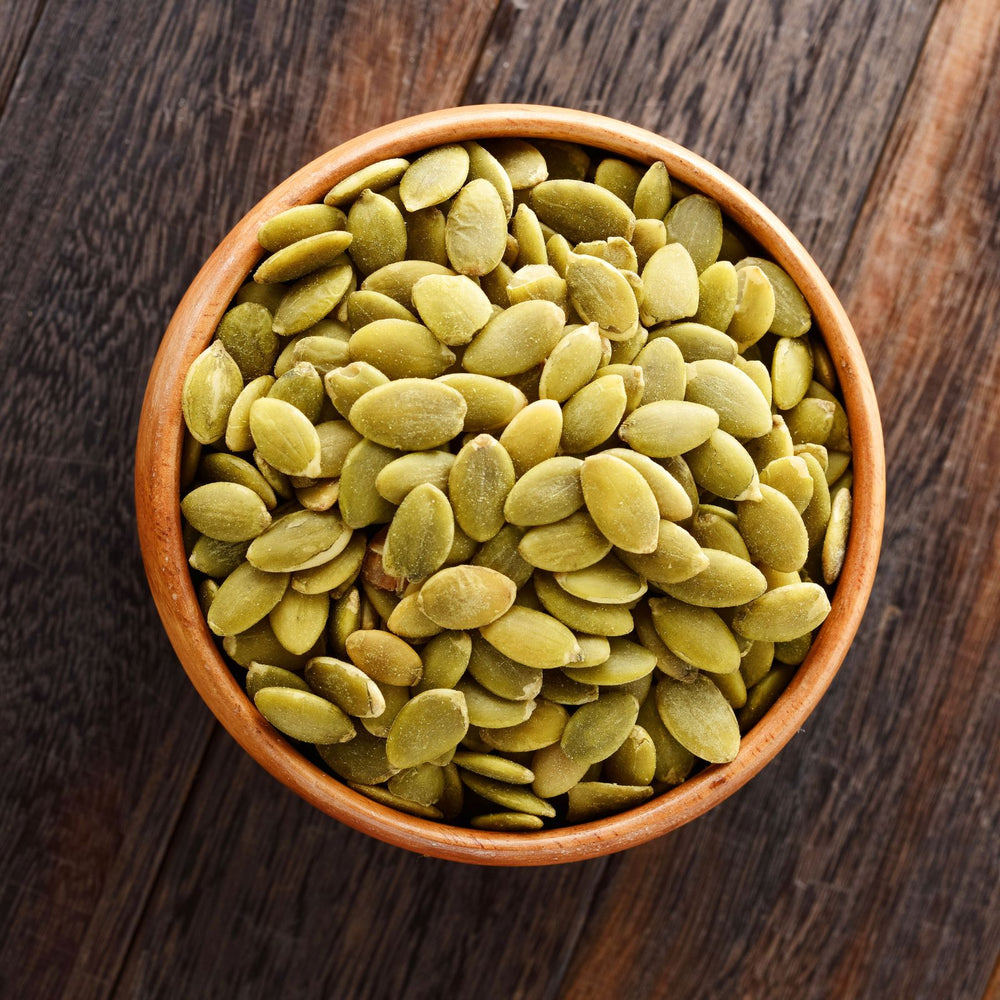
[2,1,998,997]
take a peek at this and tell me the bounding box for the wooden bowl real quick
[135,105,885,865]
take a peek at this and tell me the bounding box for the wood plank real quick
[0,0,46,113]
[555,0,1000,997]
[466,0,940,275]
[112,731,609,999]
[0,1,498,997]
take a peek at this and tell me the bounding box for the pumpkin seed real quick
[445,178,508,277]
[465,141,515,220]
[563,637,656,686]
[737,664,796,733]
[258,203,347,251]
[247,396,322,478]
[348,782,443,820]
[448,434,515,543]
[324,158,410,206]
[255,230,354,285]
[615,519,708,586]
[661,547,767,608]
[534,572,635,637]
[272,263,354,336]
[254,687,355,745]
[560,691,639,765]
[822,486,852,584]
[736,257,811,338]
[269,588,329,655]
[533,139,590,181]
[410,273,493,346]
[498,399,563,476]
[206,561,289,637]
[305,656,385,717]
[560,374,628,454]
[731,582,832,641]
[404,207,449,267]
[632,336,686,403]
[323,361,389,418]
[345,629,423,686]
[737,484,809,572]
[267,361,325,421]
[181,481,272,544]
[641,243,699,324]
[225,376,274,452]
[348,378,467,451]
[338,439,400,528]
[631,218,668,272]
[399,144,470,211]
[215,303,280,381]
[648,596,740,673]
[684,358,773,440]
[531,742,592,797]
[245,662,310,700]
[663,195,723,273]
[619,399,719,457]
[566,253,639,340]
[566,782,654,822]
[518,511,613,572]
[470,812,544,831]
[462,299,565,376]
[412,630,471,694]
[453,751,534,785]
[686,429,761,502]
[471,524,534,588]
[374,450,454,504]
[693,260,738,330]
[182,341,244,445]
[361,680,411,737]
[480,605,582,669]
[725,264,775,349]
[505,264,568,309]
[771,335,814,410]
[460,771,556,817]
[530,179,635,243]
[467,635,542,702]
[633,604,699,681]
[189,535,250,579]
[555,556,646,604]
[383,483,455,581]
[633,161,671,219]
[349,318,455,379]
[455,676,536,728]
[361,259,455,311]
[655,675,740,763]
[247,508,351,573]
[417,565,516,630]
[383,688,469,770]
[344,190,407,276]
[541,671,600,706]
[316,728,397,785]
[291,532,366,595]
[503,456,583,526]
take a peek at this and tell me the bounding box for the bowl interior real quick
[135,104,885,865]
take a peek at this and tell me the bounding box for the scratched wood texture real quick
[2,0,999,997]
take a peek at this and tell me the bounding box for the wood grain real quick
[0,0,46,113]
[467,0,939,275]
[0,1,497,997]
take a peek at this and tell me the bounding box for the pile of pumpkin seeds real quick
[179,137,853,830]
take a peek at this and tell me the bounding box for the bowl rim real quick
[135,103,885,866]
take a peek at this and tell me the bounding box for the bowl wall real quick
[135,104,885,865]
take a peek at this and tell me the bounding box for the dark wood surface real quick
[1,0,997,997]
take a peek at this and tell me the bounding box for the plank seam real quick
[0,0,49,124]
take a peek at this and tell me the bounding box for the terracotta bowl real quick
[135,104,885,865]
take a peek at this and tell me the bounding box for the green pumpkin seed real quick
[534,572,635,637]
[594,157,642,206]
[223,619,309,671]
[632,604,698,681]
[181,482,271,543]
[822,486,852,584]
[759,455,815,513]
[731,582,832,642]
[272,263,354,336]
[316,728,397,784]
[460,771,556,818]
[538,323,603,402]
[566,253,639,340]
[323,361,389,418]
[619,399,718,457]
[648,596,740,673]
[479,699,570,754]
[709,666,747,709]
[563,637,656,686]
[412,630,471,694]
[737,664,795,733]
[631,218,668,272]
[324,158,410,206]
[510,203,548,266]
[224,376,274,452]
[693,260,738,331]
[554,555,646,604]
[381,483,454,581]
[245,662,310,700]
[689,508,750,561]
[445,178,508,277]
[258,203,347,251]
[663,195,723,273]
[361,259,455,311]
[417,565,516,630]
[399,144,469,211]
[601,449,692,522]
[740,640,775,688]
[565,782,654,822]
[348,782,443,820]
[480,260,514,306]
[182,341,244,445]
[725,264,775,349]
[825,450,852,487]
[374,450,453,504]
[189,535,250,578]
[541,670,600,706]
[290,333,351,376]
[632,336,686,404]
[503,456,582,526]
[247,396,322,478]
[684,358,773,440]
[305,656,385,717]
[348,318,455,379]
[456,676,536,728]
[471,524,533,588]
[449,434,515,542]
[348,378,466,451]
[247,508,351,572]
[481,138,547,189]
[480,605,582,669]
[747,414,795,470]
[269,589,329,655]
[465,141,515,220]
[254,686,355,745]
[661,547,767,608]
[686,429,761,502]
[771,335,814,409]
[255,230,354,285]
[385,593,443,641]
[614,518,705,585]
[652,320,738,364]
[462,299,565,376]
[339,439,400,528]
[409,274,493,347]
[470,811,544,831]
[346,629,423,686]
[205,561,289,637]
[633,160,671,219]
[498,399,563,477]
[736,257,811,338]
[505,264,568,309]
[236,280,287,313]
[360,680,411,737]
[655,675,739,763]
[603,725,657,785]
[531,742,591,797]
[634,695,695,784]
[579,453,661,555]
[518,510,612,573]
[198,452,277,509]
[533,139,590,182]
[560,691,639,765]
[342,190,407,276]
[291,531,365,595]
[383,687,469,770]
[347,288,419,330]
[453,751,534,785]
[530,179,635,243]
[799,452,833,548]
[435,374,525,434]
[215,303,280,381]
[267,361,325,422]
[467,635,542,701]
[559,374,627,454]
[641,243,699,324]
[784,397,835,446]
[737,484,809,572]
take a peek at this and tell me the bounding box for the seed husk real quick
[498,399,563,476]
[684,358,773,440]
[503,456,583,526]
[346,629,423,686]
[518,510,613,573]
[731,582,832,642]
[619,399,719,457]
[348,318,455,379]
[737,484,809,572]
[383,483,455,581]
[655,675,740,763]
[182,341,244,445]
[661,547,768,608]
[247,508,351,573]
[560,691,639,765]
[480,605,582,669]
[449,434,515,543]
[462,299,566,376]
[254,687,355,745]
[383,688,469,770]
[566,253,639,340]
[305,656,386,718]
[648,596,741,674]
[444,177,508,277]
[641,243,699,324]
[181,482,272,543]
